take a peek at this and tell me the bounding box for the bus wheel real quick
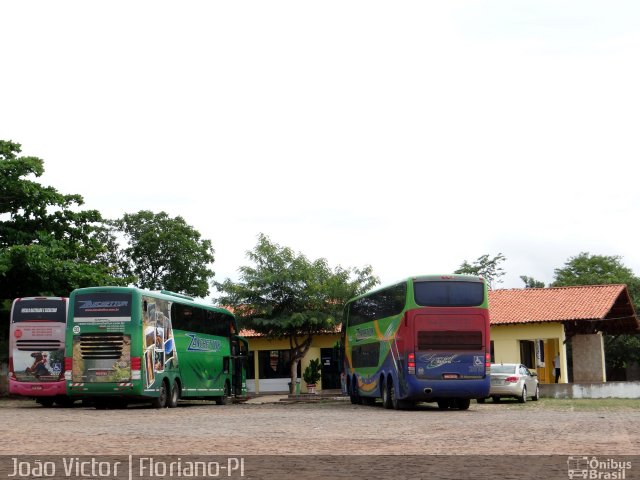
[390,379,400,410]
[168,381,180,408]
[349,376,361,405]
[437,399,450,410]
[152,380,168,408]
[381,378,392,409]
[55,396,75,408]
[37,398,55,408]
[454,398,471,410]
[215,381,231,405]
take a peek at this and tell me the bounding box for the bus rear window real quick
[414,281,484,307]
[418,331,483,350]
[74,293,132,319]
[12,299,66,323]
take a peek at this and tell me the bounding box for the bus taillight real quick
[131,357,141,380]
[64,357,72,381]
[485,352,491,370]
[408,353,416,375]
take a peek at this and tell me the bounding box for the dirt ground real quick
[1,396,639,456]
[3,396,640,479]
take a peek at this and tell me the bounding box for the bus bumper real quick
[403,377,490,400]
[10,380,67,397]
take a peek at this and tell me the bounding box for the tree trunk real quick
[289,334,313,394]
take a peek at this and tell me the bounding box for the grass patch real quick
[535,397,640,411]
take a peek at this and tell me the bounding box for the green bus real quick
[64,286,247,408]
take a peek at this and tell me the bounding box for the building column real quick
[571,333,606,383]
[254,351,260,394]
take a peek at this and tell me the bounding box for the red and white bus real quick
[8,297,71,407]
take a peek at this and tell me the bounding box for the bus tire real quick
[454,398,471,410]
[362,396,376,406]
[381,377,392,409]
[152,380,168,408]
[389,379,400,410]
[168,380,180,408]
[437,399,450,410]
[215,381,231,405]
[349,376,361,405]
[37,398,55,408]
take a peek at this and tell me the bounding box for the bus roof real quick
[346,274,486,304]
[69,286,235,318]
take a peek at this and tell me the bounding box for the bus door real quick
[230,337,245,395]
[410,310,487,380]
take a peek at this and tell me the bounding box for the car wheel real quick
[518,386,527,403]
[532,385,539,401]
[492,396,500,403]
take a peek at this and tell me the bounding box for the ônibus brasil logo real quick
[567,456,631,479]
[186,333,222,352]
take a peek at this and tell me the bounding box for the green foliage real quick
[552,252,640,302]
[552,252,640,371]
[455,253,506,289]
[520,275,546,288]
[113,210,215,298]
[303,358,322,385]
[0,140,129,301]
[215,233,379,384]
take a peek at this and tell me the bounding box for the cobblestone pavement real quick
[1,397,639,456]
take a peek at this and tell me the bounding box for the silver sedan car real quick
[478,363,539,403]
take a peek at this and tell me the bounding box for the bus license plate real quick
[95,371,111,376]
[443,373,459,379]
[31,385,43,390]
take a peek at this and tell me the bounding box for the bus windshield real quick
[413,281,484,307]
[12,298,66,323]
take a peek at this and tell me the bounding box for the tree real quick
[552,252,640,375]
[454,253,506,289]
[113,210,215,297]
[0,140,128,299]
[215,233,379,392]
[0,140,129,360]
[520,276,546,288]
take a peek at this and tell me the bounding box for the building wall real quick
[245,322,577,393]
[490,323,566,383]
[246,334,339,394]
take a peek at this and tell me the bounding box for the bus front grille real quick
[79,333,125,359]
[16,339,63,351]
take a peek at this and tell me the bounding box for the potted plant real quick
[303,358,322,394]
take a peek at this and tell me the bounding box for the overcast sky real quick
[2,1,639,297]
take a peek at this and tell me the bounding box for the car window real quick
[491,364,516,374]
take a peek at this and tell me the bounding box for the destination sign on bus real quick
[74,293,132,322]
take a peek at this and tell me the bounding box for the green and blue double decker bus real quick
[342,275,490,410]
[64,286,247,408]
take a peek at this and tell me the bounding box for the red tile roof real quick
[489,284,634,325]
[237,285,639,338]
